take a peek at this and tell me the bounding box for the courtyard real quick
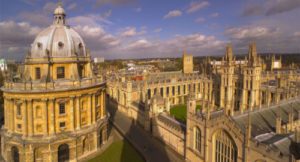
[88,140,145,162]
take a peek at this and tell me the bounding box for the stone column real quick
[76,96,81,130]
[23,100,28,137]
[11,99,15,132]
[43,99,48,135]
[91,94,96,124]
[49,98,56,135]
[69,96,75,130]
[87,94,92,125]
[101,91,105,118]
[28,99,33,136]
[3,98,8,129]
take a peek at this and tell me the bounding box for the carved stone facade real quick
[106,43,300,162]
[0,4,108,162]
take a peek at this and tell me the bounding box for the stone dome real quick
[30,4,87,58]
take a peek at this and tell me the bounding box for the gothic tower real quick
[241,43,262,111]
[220,44,236,115]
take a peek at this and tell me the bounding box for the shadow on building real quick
[107,95,176,162]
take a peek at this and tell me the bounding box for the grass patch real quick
[170,104,187,122]
[170,104,201,122]
[89,140,144,162]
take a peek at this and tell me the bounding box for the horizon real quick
[1,0,300,61]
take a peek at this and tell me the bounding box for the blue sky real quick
[1,0,300,60]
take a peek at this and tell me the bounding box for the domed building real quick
[1,4,108,162]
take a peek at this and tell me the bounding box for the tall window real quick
[59,103,65,115]
[16,105,21,116]
[35,67,41,79]
[214,130,237,162]
[35,106,42,118]
[57,67,65,79]
[194,127,201,152]
[78,65,84,78]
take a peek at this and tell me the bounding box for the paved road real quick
[108,105,185,162]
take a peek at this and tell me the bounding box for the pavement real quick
[108,103,185,162]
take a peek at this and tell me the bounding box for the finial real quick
[58,0,63,7]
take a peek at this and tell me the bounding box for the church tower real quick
[241,43,262,111]
[220,44,236,115]
[183,51,194,74]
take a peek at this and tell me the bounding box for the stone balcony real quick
[2,77,105,92]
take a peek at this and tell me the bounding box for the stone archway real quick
[58,144,69,162]
[213,129,237,162]
[83,137,88,153]
[33,148,43,162]
[11,146,19,162]
[98,129,103,147]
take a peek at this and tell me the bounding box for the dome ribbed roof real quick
[30,4,87,58]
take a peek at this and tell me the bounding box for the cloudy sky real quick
[0,0,300,60]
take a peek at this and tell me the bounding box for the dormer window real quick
[57,67,65,79]
[58,42,64,49]
[37,42,42,49]
[78,43,84,55]
[79,43,83,48]
[35,67,41,80]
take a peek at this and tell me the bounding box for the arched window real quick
[83,137,88,153]
[98,128,105,147]
[213,130,237,162]
[11,146,19,162]
[78,43,84,55]
[194,127,201,152]
[58,144,69,162]
[34,148,42,162]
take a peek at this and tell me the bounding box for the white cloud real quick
[67,3,77,10]
[135,7,142,12]
[186,1,209,13]
[96,0,136,6]
[243,0,300,16]
[154,28,162,33]
[43,2,57,13]
[294,31,300,37]
[68,14,113,27]
[164,10,182,19]
[0,21,42,59]
[195,17,205,23]
[225,26,278,39]
[119,27,146,37]
[210,12,219,18]
[126,39,152,50]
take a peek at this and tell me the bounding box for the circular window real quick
[78,43,83,48]
[58,42,64,49]
[37,42,42,49]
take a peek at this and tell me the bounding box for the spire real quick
[225,44,233,62]
[248,42,258,66]
[53,1,66,25]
